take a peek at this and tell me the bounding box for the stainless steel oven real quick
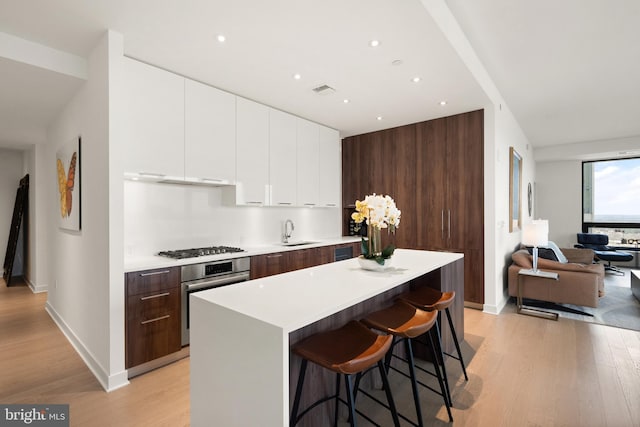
[181,257,250,346]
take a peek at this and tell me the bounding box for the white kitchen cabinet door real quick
[184,79,236,184]
[269,109,297,206]
[122,57,185,178]
[296,118,320,207]
[236,97,269,205]
[318,126,341,207]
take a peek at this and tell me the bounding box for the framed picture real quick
[509,146,522,232]
[56,137,81,231]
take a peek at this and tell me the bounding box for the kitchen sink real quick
[280,241,318,247]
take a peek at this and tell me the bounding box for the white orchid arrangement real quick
[351,194,401,264]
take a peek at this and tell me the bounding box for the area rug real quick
[518,283,640,332]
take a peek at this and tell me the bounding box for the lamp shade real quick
[522,220,549,247]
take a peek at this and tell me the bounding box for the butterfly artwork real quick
[57,152,76,218]
[56,138,81,230]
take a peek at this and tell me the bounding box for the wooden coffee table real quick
[631,270,640,302]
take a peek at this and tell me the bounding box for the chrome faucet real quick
[283,219,295,243]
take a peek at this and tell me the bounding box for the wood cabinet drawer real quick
[127,287,180,321]
[126,267,180,296]
[125,267,181,369]
[126,287,181,368]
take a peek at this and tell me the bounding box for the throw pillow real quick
[525,241,568,263]
[546,241,569,263]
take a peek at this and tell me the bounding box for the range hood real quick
[124,172,234,187]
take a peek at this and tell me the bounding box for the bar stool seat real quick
[290,320,400,427]
[361,301,453,426]
[400,287,469,383]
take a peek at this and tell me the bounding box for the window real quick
[582,157,640,244]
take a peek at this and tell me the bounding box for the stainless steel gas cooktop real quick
[157,246,245,259]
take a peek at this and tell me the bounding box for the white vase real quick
[357,255,393,271]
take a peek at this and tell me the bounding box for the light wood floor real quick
[1,279,639,426]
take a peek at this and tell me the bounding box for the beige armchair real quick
[507,248,604,308]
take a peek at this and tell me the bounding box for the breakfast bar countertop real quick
[193,248,463,332]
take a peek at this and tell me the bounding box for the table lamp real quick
[522,219,549,273]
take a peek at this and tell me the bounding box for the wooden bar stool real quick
[360,301,453,426]
[400,287,468,407]
[290,320,401,427]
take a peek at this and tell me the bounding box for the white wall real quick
[0,148,25,274]
[124,182,341,256]
[534,135,640,247]
[535,161,582,247]
[484,103,535,314]
[44,31,127,392]
[23,144,49,292]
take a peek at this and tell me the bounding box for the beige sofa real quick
[507,248,604,308]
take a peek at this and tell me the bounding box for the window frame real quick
[581,156,640,233]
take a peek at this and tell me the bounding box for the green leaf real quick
[382,244,396,258]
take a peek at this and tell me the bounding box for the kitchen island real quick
[190,249,464,427]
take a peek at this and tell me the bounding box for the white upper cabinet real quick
[184,79,236,184]
[318,126,341,207]
[236,97,269,205]
[122,57,185,178]
[269,109,297,206]
[296,118,320,207]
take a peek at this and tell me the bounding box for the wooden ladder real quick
[3,174,29,286]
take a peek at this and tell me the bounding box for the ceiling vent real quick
[312,84,335,95]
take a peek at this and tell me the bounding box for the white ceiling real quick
[0,0,639,150]
[447,0,640,147]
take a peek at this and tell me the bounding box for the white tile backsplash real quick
[124,181,341,255]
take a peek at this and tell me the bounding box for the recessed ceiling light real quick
[293,73,301,80]
[376,116,383,121]
[217,34,226,43]
[412,77,421,83]
[343,99,350,104]
[369,40,380,48]
[439,101,447,106]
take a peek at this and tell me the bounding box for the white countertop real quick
[124,236,361,272]
[192,248,463,332]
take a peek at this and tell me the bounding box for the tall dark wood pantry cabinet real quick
[343,109,484,305]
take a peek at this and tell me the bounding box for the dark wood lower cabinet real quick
[250,252,287,279]
[250,242,360,280]
[125,267,181,369]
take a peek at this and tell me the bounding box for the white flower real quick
[351,193,401,231]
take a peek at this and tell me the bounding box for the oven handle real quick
[184,271,250,292]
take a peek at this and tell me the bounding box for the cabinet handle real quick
[266,254,283,259]
[141,314,170,325]
[139,270,170,277]
[304,203,316,206]
[325,204,337,207]
[140,292,170,301]
[448,209,451,240]
[202,178,223,183]
[441,210,444,241]
[277,202,292,205]
[247,201,263,205]
[138,172,166,179]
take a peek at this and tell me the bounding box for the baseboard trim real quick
[25,277,48,293]
[483,295,509,315]
[464,301,484,310]
[127,346,190,379]
[45,302,129,392]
